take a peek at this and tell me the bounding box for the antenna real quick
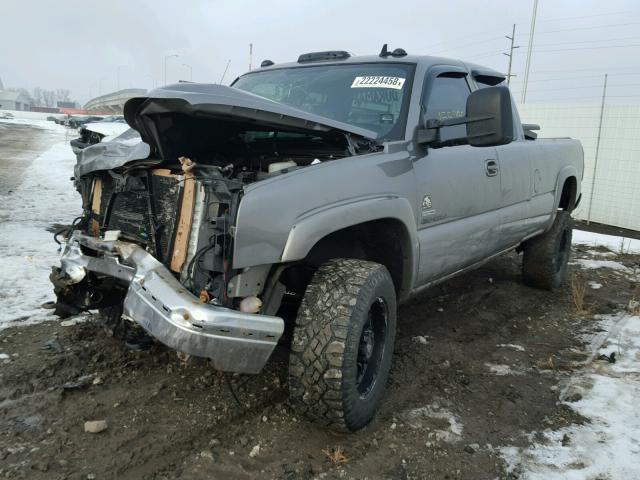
[220,59,231,84]
[379,44,389,57]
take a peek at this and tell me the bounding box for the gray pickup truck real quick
[51,47,583,432]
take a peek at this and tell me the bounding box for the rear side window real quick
[423,74,470,141]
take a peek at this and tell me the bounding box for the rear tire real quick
[522,211,573,290]
[289,258,397,432]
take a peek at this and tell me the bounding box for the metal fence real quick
[517,102,640,231]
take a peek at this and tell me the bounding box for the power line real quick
[525,65,640,74]
[427,11,640,54]
[510,72,640,83]
[521,0,538,103]
[517,21,640,36]
[534,43,640,53]
[510,82,640,93]
[535,10,640,23]
[533,36,640,48]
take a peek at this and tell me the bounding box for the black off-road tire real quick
[522,211,573,290]
[289,258,397,432]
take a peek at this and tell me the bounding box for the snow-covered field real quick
[0,120,81,329]
[573,229,640,255]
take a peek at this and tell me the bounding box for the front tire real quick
[522,211,573,290]
[289,258,397,432]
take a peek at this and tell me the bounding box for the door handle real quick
[485,159,499,177]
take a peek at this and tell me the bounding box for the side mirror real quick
[465,86,514,147]
[415,85,515,148]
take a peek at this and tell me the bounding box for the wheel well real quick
[559,176,577,211]
[279,218,411,299]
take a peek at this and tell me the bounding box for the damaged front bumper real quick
[56,232,284,374]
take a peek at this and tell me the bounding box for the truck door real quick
[413,68,502,285]
[488,89,533,248]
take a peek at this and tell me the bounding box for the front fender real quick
[232,149,417,271]
[282,194,418,261]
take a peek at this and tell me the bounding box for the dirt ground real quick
[1,243,638,479]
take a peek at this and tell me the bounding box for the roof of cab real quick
[241,53,506,83]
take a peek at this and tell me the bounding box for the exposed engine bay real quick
[53,121,370,317]
[49,83,380,372]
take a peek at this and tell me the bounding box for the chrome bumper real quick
[59,232,284,374]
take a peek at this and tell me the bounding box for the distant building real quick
[0,90,31,111]
[84,88,147,114]
[31,106,61,114]
[57,100,77,109]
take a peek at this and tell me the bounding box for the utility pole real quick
[249,43,253,71]
[521,0,538,103]
[587,73,608,224]
[503,24,519,86]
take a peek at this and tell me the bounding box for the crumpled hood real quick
[123,83,378,157]
[75,84,379,177]
[81,121,129,138]
[75,129,151,178]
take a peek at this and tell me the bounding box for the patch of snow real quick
[400,404,463,442]
[584,249,616,258]
[595,314,640,375]
[587,281,602,290]
[497,446,521,475]
[485,363,524,376]
[0,125,81,330]
[412,335,429,345]
[498,343,526,352]
[573,229,640,255]
[499,313,640,479]
[60,315,90,327]
[0,353,9,359]
[571,258,631,273]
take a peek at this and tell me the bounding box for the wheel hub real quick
[356,297,388,398]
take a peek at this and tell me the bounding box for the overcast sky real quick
[2,0,640,105]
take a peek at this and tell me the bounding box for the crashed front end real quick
[53,231,283,373]
[51,83,375,374]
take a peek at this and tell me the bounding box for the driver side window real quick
[422,73,471,141]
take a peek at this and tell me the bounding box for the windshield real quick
[233,63,415,140]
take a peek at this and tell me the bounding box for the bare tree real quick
[32,87,44,107]
[17,88,34,106]
[41,89,55,107]
[55,88,71,103]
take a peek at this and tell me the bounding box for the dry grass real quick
[628,297,640,316]
[570,273,590,315]
[536,355,582,371]
[323,446,348,465]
